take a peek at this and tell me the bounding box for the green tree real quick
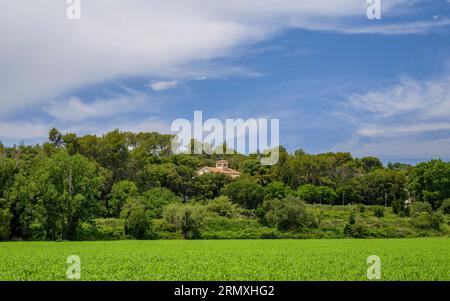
[220,178,265,209]
[142,187,182,219]
[265,181,290,200]
[163,203,206,239]
[408,160,450,210]
[120,198,149,239]
[7,150,104,240]
[261,196,314,231]
[297,184,320,204]
[0,207,12,241]
[108,180,139,217]
[206,196,241,218]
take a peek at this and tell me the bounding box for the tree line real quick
[0,128,449,240]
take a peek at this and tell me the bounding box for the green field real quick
[0,238,449,281]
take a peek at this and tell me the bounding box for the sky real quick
[1,0,450,163]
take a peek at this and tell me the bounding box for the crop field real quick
[0,238,449,281]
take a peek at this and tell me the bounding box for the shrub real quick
[262,196,315,231]
[265,181,289,200]
[392,199,409,217]
[344,223,368,238]
[108,180,139,217]
[357,204,366,214]
[120,199,150,239]
[142,187,182,219]
[410,201,433,217]
[412,212,444,230]
[206,196,241,218]
[163,203,206,239]
[439,199,450,215]
[373,206,385,218]
[0,208,12,241]
[220,179,265,209]
[348,210,356,225]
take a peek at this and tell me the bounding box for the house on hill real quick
[197,160,241,178]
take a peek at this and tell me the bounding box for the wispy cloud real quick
[44,93,148,122]
[149,80,179,91]
[0,0,437,115]
[333,72,450,160]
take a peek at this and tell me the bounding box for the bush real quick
[410,201,433,217]
[0,208,12,241]
[120,199,150,239]
[344,223,368,238]
[163,203,206,239]
[262,196,315,231]
[373,206,385,218]
[439,199,450,214]
[357,204,366,214]
[206,196,241,218]
[392,199,409,217]
[221,179,265,209]
[412,212,444,230]
[265,181,289,200]
[142,187,182,219]
[108,180,139,217]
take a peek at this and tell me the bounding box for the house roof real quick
[200,166,241,175]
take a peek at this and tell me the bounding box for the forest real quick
[0,128,449,241]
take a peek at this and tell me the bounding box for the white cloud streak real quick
[0,0,437,115]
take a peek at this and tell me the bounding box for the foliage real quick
[440,198,450,214]
[206,196,241,218]
[261,196,315,231]
[373,206,385,218]
[220,178,265,209]
[6,150,104,240]
[410,201,433,216]
[0,207,12,240]
[408,160,450,210]
[108,180,139,217]
[163,203,206,239]
[120,198,150,239]
[142,187,182,219]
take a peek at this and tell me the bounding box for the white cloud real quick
[0,0,433,115]
[44,93,148,122]
[149,80,178,91]
[0,121,50,141]
[334,73,450,159]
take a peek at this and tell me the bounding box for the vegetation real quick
[0,128,449,241]
[0,238,448,280]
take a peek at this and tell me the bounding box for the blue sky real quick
[1,0,450,163]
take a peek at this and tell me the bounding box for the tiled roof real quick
[200,166,241,175]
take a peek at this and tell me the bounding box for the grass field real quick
[0,238,449,281]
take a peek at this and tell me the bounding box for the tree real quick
[261,196,314,231]
[6,150,104,240]
[358,169,407,206]
[0,157,17,198]
[193,173,232,201]
[360,156,383,172]
[408,160,450,210]
[297,184,320,204]
[206,196,241,218]
[220,178,265,209]
[48,128,63,147]
[265,181,290,200]
[120,198,149,239]
[410,201,433,217]
[108,180,139,217]
[163,203,205,239]
[440,199,450,215]
[0,207,12,241]
[142,187,182,219]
